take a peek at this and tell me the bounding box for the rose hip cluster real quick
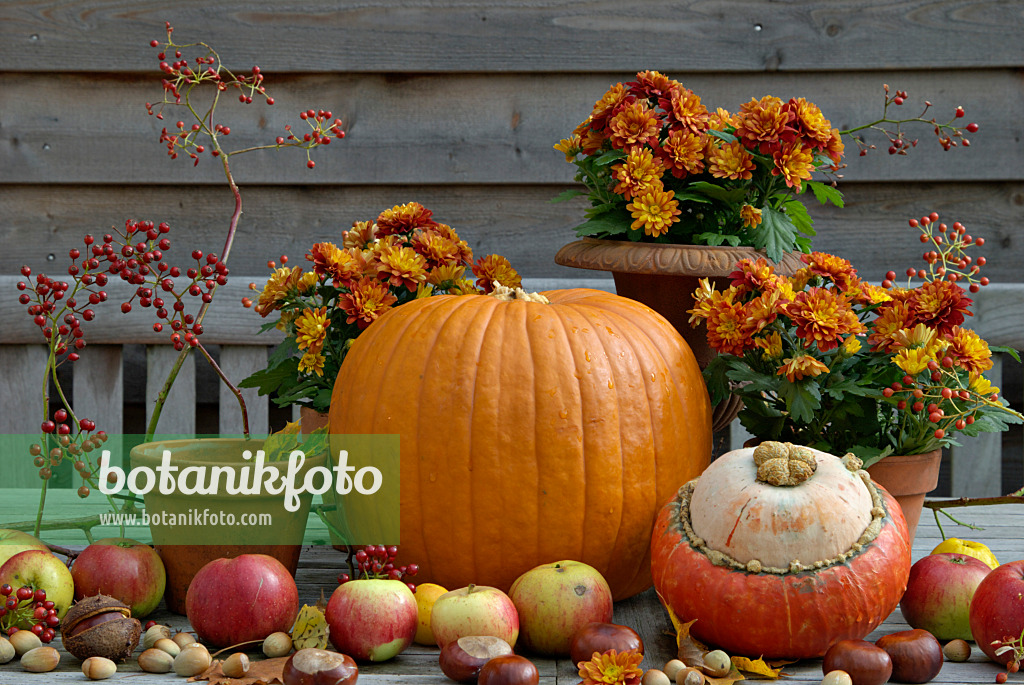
[338,545,419,593]
[881,212,990,293]
[145,21,345,169]
[851,84,978,157]
[0,584,60,642]
[993,631,1023,683]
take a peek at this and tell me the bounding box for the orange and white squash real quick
[651,442,911,659]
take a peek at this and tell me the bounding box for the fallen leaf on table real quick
[705,665,747,685]
[731,655,784,678]
[190,656,289,685]
[292,603,330,650]
[656,591,708,667]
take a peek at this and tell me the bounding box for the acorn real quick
[60,594,142,662]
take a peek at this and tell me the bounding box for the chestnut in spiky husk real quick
[61,594,141,662]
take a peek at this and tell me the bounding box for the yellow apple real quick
[413,582,448,646]
[0,529,49,570]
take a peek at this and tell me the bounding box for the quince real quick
[930,537,999,569]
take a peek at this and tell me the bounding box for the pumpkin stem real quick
[488,282,550,304]
[752,441,817,486]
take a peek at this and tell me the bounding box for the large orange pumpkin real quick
[651,442,912,659]
[328,288,711,600]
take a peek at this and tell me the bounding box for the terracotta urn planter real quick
[866,449,942,544]
[130,438,326,614]
[555,238,805,431]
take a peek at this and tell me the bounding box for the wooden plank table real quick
[0,501,1019,684]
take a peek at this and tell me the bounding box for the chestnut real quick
[822,639,892,685]
[440,635,514,683]
[60,595,141,663]
[477,654,539,685]
[875,629,943,683]
[283,648,359,685]
[569,622,643,665]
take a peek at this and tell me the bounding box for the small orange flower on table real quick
[577,648,644,685]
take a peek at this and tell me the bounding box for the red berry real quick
[41,420,55,434]
[306,159,315,169]
[17,586,33,601]
[121,302,132,313]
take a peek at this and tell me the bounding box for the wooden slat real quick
[0,1,1021,73]
[72,345,123,434]
[0,345,48,487]
[2,182,1023,283]
[950,354,1005,497]
[145,345,196,435]
[218,345,270,435]
[0,71,1016,186]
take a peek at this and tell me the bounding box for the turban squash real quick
[651,442,911,659]
[328,288,711,600]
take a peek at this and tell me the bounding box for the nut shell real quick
[61,594,141,662]
[21,645,61,673]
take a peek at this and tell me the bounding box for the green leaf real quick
[777,380,821,424]
[584,202,619,219]
[702,356,732,405]
[593,149,627,166]
[783,199,815,238]
[694,231,741,247]
[550,188,587,203]
[991,345,1022,363]
[573,214,625,238]
[756,204,798,264]
[237,357,300,395]
[805,180,845,208]
[672,191,713,204]
[706,129,738,144]
[688,182,747,205]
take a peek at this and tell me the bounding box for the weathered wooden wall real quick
[1,1,1022,492]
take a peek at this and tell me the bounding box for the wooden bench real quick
[1,277,1020,496]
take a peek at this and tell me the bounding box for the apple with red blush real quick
[431,584,519,649]
[325,578,418,661]
[71,538,166,617]
[900,552,991,640]
[969,559,1024,666]
[185,554,300,647]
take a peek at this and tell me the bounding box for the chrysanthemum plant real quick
[691,212,1022,467]
[555,73,977,263]
[239,202,523,413]
[12,22,345,538]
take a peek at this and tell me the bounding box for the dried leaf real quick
[657,592,707,667]
[705,665,747,685]
[732,655,783,678]
[190,656,289,685]
[292,603,330,650]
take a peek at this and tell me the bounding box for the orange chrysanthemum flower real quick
[473,254,522,293]
[729,257,776,293]
[339,277,399,330]
[740,204,763,228]
[784,287,866,352]
[626,184,681,239]
[734,95,793,150]
[745,290,784,334]
[687,277,719,325]
[824,128,845,166]
[255,266,303,317]
[627,70,679,100]
[908,280,973,337]
[426,263,467,290]
[707,141,756,181]
[375,202,439,237]
[411,228,466,269]
[869,300,916,351]
[294,306,329,353]
[705,294,753,356]
[553,135,582,162]
[801,252,859,292]
[298,350,326,377]
[756,330,784,359]
[376,245,428,291]
[658,129,706,179]
[612,148,665,199]
[777,355,830,383]
[661,87,709,133]
[772,141,816,190]
[577,649,643,685]
[343,220,377,249]
[590,83,632,132]
[946,326,993,376]
[607,100,661,151]
[708,107,737,130]
[786,97,833,148]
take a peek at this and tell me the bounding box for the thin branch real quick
[924,495,1024,510]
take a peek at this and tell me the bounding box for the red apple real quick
[0,549,75,619]
[325,579,418,661]
[900,552,991,640]
[185,554,299,648]
[431,585,519,649]
[969,559,1024,665]
[71,538,166,617]
[508,560,613,656]
[0,529,49,569]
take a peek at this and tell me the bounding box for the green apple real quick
[430,584,519,649]
[508,559,614,656]
[0,549,75,619]
[0,529,49,569]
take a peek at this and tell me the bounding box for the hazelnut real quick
[21,645,60,673]
[223,652,251,678]
[0,636,14,664]
[263,630,294,658]
[702,650,731,678]
[640,669,672,685]
[82,655,118,680]
[9,629,42,656]
[663,659,687,680]
[677,667,706,685]
[821,670,853,685]
[153,637,181,657]
[142,624,171,650]
[943,639,971,662]
[61,594,141,662]
[174,642,212,677]
[138,647,175,673]
[172,631,197,648]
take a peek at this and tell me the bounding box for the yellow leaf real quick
[705,666,747,685]
[732,655,783,679]
[657,592,707,667]
[290,603,330,650]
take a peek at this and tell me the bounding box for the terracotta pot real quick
[300,406,330,435]
[130,438,326,614]
[555,239,804,432]
[866,449,942,544]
